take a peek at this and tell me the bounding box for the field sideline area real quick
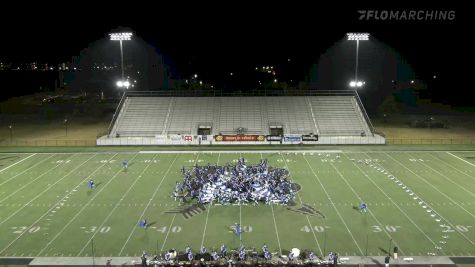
[0,148,474,259]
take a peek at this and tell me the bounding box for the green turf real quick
[0,150,474,258]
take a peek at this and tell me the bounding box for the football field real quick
[0,150,474,258]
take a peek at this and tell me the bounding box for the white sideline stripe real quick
[447,152,475,168]
[386,153,475,220]
[428,154,475,181]
[0,154,97,226]
[382,153,475,246]
[200,153,219,249]
[36,153,135,255]
[0,153,118,255]
[77,154,160,255]
[139,150,342,154]
[118,154,179,255]
[0,154,75,204]
[412,155,475,198]
[303,155,364,255]
[327,159,405,255]
[0,154,55,187]
[0,153,36,173]
[279,153,323,256]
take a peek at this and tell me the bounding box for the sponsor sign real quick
[266,135,282,141]
[284,135,302,142]
[169,135,182,141]
[302,134,318,141]
[214,135,266,142]
[183,135,193,141]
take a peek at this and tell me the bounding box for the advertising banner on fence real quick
[169,135,182,141]
[284,135,302,142]
[182,135,193,142]
[302,134,318,141]
[214,135,266,142]
[266,135,283,141]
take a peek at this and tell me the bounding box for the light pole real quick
[64,119,68,137]
[347,33,369,88]
[109,32,132,80]
[8,124,12,142]
[110,32,132,95]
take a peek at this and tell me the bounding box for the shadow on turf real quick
[147,221,157,227]
[352,205,359,211]
[379,247,388,255]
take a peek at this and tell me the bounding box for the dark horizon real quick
[0,4,468,108]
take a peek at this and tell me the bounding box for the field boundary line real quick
[36,153,137,255]
[0,153,36,173]
[0,153,119,255]
[77,154,160,255]
[118,154,180,255]
[409,153,475,198]
[280,153,323,256]
[0,154,97,226]
[446,152,475,168]
[428,154,475,181]
[302,155,364,255]
[376,153,475,247]
[0,154,55,187]
[385,153,475,220]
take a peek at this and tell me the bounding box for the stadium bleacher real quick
[109,91,374,138]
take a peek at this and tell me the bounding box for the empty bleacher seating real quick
[109,95,372,137]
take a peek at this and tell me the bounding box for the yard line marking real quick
[201,202,213,249]
[0,153,118,255]
[259,153,281,253]
[34,153,133,255]
[0,154,96,226]
[348,153,439,250]
[370,153,475,247]
[77,154,160,255]
[447,152,475,168]
[160,214,177,251]
[200,153,219,249]
[429,153,475,181]
[0,154,54,187]
[327,159,405,255]
[0,154,76,203]
[280,153,323,256]
[270,204,282,255]
[385,153,475,220]
[303,155,364,255]
[409,154,475,198]
[0,153,36,173]
[118,154,179,255]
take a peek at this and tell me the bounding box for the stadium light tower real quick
[347,33,369,88]
[109,32,132,86]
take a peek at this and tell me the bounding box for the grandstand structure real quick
[98,90,385,145]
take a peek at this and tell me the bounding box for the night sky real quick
[0,3,467,107]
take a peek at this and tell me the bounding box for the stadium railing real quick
[0,139,96,146]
